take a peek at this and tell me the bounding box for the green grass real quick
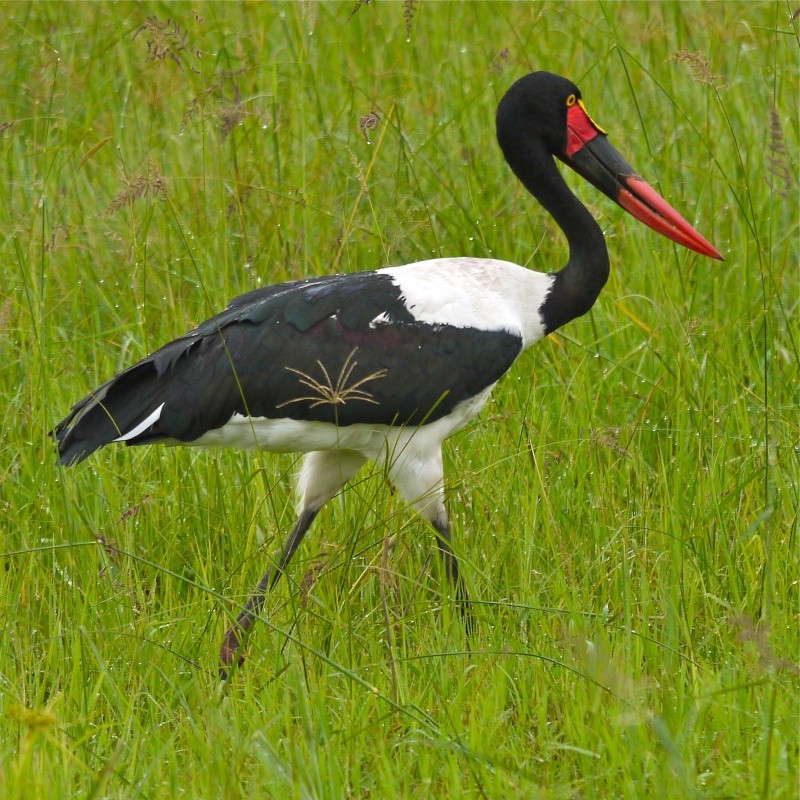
[1,1,798,797]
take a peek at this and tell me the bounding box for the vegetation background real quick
[1,1,797,797]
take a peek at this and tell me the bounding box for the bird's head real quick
[496,71,723,260]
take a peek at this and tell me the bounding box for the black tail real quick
[53,360,172,466]
[53,328,243,466]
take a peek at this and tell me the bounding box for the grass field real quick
[1,1,798,797]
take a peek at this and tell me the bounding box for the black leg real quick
[431,516,474,637]
[220,506,319,675]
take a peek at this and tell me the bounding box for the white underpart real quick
[190,387,495,522]
[379,257,554,348]
[114,402,165,442]
[191,387,491,460]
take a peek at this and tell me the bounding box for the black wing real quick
[54,271,522,465]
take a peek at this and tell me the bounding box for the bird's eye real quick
[565,94,577,107]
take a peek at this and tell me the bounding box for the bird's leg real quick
[431,513,474,637]
[385,445,475,638]
[219,506,319,675]
[219,449,367,676]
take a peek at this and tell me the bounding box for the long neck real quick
[505,144,610,334]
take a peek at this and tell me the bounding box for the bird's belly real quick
[189,414,381,455]
[187,385,495,460]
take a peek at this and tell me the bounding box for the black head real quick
[494,70,723,260]
[496,71,582,158]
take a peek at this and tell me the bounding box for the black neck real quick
[503,143,610,335]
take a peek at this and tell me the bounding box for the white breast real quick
[379,257,553,348]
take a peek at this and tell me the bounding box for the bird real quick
[53,71,722,674]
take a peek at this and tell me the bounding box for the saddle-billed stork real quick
[54,72,722,673]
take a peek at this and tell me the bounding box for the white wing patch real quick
[114,402,165,442]
[369,312,393,327]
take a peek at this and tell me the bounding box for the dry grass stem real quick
[731,614,800,675]
[359,110,381,143]
[667,49,724,87]
[133,15,201,73]
[348,0,372,21]
[277,349,388,409]
[765,104,795,200]
[106,160,167,215]
[403,0,418,38]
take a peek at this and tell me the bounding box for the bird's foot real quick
[218,624,248,680]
